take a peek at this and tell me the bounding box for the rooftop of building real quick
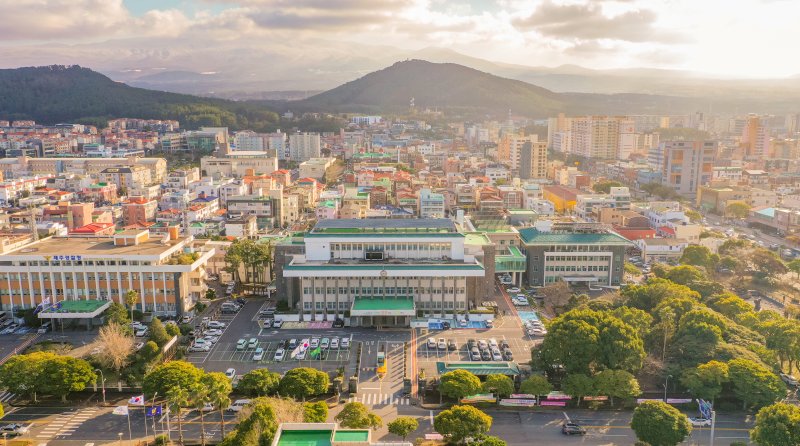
[311,218,457,234]
[518,227,631,245]
[3,234,187,257]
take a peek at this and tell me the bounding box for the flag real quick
[128,395,145,406]
[112,406,129,416]
[311,347,322,358]
[146,406,162,417]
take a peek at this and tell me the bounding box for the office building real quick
[289,132,321,162]
[518,139,548,180]
[654,140,716,197]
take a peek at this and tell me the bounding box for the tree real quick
[387,416,418,441]
[439,370,482,400]
[95,323,134,373]
[204,372,233,437]
[278,367,329,400]
[482,374,514,398]
[630,400,692,446]
[726,201,751,219]
[238,368,281,396]
[191,384,210,446]
[434,405,492,444]
[592,180,623,194]
[221,400,278,446]
[471,436,507,446]
[538,281,573,309]
[0,353,45,400]
[166,387,190,445]
[748,249,788,280]
[104,302,131,328]
[165,323,180,337]
[224,238,274,284]
[594,369,641,405]
[750,402,800,446]
[124,289,139,323]
[562,374,595,406]
[518,375,552,396]
[534,318,599,374]
[727,359,785,409]
[303,401,328,423]
[334,402,382,429]
[149,318,170,347]
[41,355,97,402]
[143,361,205,398]
[679,246,716,269]
[665,265,707,285]
[787,259,800,280]
[685,209,702,223]
[610,306,653,338]
[679,360,729,403]
[623,278,701,313]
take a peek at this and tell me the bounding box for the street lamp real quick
[118,432,123,446]
[663,374,672,402]
[95,368,106,404]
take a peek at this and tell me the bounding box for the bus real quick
[377,344,387,377]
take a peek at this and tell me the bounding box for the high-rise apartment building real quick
[288,132,321,162]
[654,140,717,197]
[518,140,548,180]
[741,114,770,159]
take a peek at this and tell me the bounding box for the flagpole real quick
[127,406,132,441]
[143,405,148,438]
[152,392,159,442]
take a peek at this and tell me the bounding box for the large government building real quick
[278,219,490,327]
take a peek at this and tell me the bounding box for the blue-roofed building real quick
[519,222,632,287]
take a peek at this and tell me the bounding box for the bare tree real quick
[95,323,134,372]
[539,281,573,310]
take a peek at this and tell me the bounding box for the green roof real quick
[305,232,463,238]
[497,245,525,259]
[518,228,631,245]
[285,264,484,272]
[352,297,414,311]
[464,233,491,246]
[40,299,109,314]
[332,430,369,442]
[436,361,521,376]
[277,430,332,446]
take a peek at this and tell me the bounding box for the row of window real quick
[303,287,465,295]
[538,245,618,252]
[0,273,171,281]
[545,265,609,272]
[0,288,175,297]
[544,255,611,262]
[17,260,153,267]
[301,299,467,310]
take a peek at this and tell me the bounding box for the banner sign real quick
[460,393,496,403]
[540,401,567,407]
[499,399,537,407]
[582,396,608,401]
[510,394,536,399]
[666,398,694,404]
[545,391,572,400]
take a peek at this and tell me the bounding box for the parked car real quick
[491,348,503,361]
[261,319,272,328]
[236,339,247,350]
[236,298,247,306]
[253,348,264,361]
[341,337,350,349]
[321,338,330,349]
[296,349,307,360]
[200,336,219,345]
[199,403,214,412]
[310,338,320,349]
[228,399,251,412]
[781,373,799,387]
[288,339,298,349]
[503,349,514,361]
[500,340,510,350]
[274,348,285,362]
[300,338,310,349]
[207,321,226,329]
[135,328,148,337]
[204,329,223,336]
[485,319,494,328]
[224,368,236,379]
[427,338,437,349]
[447,339,457,351]
[188,343,210,352]
[488,338,498,348]
[561,422,586,435]
[180,315,192,324]
[467,339,477,350]
[506,287,521,294]
[273,319,283,328]
[0,424,29,437]
[470,347,481,361]
[438,338,447,350]
[248,338,258,349]
[333,318,345,328]
[480,349,492,361]
[458,319,467,327]
[330,337,339,349]
[688,417,711,427]
[478,339,488,350]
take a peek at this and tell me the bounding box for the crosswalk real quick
[0,391,16,403]
[349,393,410,406]
[36,407,98,440]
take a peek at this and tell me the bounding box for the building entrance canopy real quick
[350,297,415,317]
[37,299,111,319]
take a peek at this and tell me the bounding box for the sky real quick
[0,0,797,78]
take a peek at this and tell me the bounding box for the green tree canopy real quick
[471,436,507,446]
[728,359,785,409]
[679,246,717,270]
[238,368,281,397]
[750,402,800,446]
[623,278,701,312]
[630,400,692,446]
[149,317,170,347]
[0,352,95,402]
[104,302,131,328]
[482,374,515,398]
[679,360,729,402]
[610,306,653,338]
[562,373,596,406]
[143,361,205,398]
[387,416,419,441]
[303,401,328,423]
[278,368,329,400]
[518,375,553,396]
[434,405,492,444]
[439,369,482,400]
[204,371,234,437]
[220,399,278,446]
[594,369,641,405]
[592,180,623,194]
[334,402,382,429]
[664,265,707,285]
[726,201,751,219]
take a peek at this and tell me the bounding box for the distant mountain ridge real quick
[0,65,279,129]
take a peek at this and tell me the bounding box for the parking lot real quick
[414,328,536,375]
[186,297,360,376]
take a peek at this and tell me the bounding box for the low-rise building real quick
[225,215,258,238]
[635,237,688,263]
[298,158,335,181]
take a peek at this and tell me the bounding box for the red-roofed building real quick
[613,227,657,241]
[69,222,116,236]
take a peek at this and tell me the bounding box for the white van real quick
[228,399,251,412]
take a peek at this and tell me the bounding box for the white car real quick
[204,329,223,336]
[273,319,283,328]
[341,337,350,349]
[688,417,711,427]
[207,321,226,329]
[296,349,307,360]
[330,338,339,349]
[199,402,214,412]
[491,348,503,361]
[200,336,219,345]
[135,328,148,337]
[488,338,498,349]
[437,338,447,350]
[478,339,488,350]
[427,338,437,349]
[224,368,236,379]
[274,348,285,361]
[188,343,210,352]
[506,287,521,294]
[228,399,251,412]
[253,348,264,361]
[458,319,467,327]
[310,338,320,348]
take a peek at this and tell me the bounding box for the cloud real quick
[514,0,677,43]
[0,0,131,40]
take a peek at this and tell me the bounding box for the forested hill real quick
[0,65,279,130]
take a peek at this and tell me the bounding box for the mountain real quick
[0,65,279,129]
[295,60,566,117]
